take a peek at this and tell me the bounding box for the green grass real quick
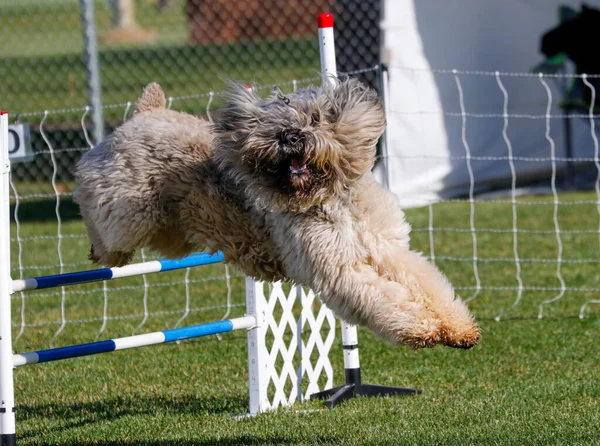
[9,189,600,445]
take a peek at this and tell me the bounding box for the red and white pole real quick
[313,13,420,408]
[318,13,337,86]
[317,11,363,400]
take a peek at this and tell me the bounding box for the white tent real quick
[378,0,600,207]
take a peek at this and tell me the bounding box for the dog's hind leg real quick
[85,220,135,267]
[82,194,168,267]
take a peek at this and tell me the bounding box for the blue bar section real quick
[26,252,224,291]
[36,340,116,363]
[159,252,224,272]
[162,320,234,342]
[34,268,113,290]
[16,318,242,366]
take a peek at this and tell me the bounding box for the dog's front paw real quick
[441,325,481,349]
[395,319,443,349]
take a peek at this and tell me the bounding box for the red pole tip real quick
[0,111,7,115]
[318,12,334,28]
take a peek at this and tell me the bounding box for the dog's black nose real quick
[279,132,303,154]
[283,132,300,147]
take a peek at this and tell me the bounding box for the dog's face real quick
[213,78,386,211]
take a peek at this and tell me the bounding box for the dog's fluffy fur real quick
[74,80,481,349]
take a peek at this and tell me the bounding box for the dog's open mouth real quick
[288,155,311,189]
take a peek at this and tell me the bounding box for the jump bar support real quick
[311,13,420,408]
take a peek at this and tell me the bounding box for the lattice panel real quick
[246,280,335,413]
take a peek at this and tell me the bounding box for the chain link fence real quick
[1,0,380,184]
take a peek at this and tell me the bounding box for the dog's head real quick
[213,78,386,211]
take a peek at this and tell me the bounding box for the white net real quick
[382,67,600,322]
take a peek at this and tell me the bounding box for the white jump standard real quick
[310,13,419,408]
[0,111,16,446]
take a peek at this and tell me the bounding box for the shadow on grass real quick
[17,393,339,445]
[41,439,311,446]
[18,393,263,442]
[11,198,81,223]
[18,393,247,422]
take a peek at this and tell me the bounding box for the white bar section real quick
[341,323,360,369]
[0,111,17,436]
[113,332,165,350]
[230,316,256,331]
[111,260,162,279]
[318,25,337,85]
[11,277,38,293]
[12,352,39,368]
[246,278,269,414]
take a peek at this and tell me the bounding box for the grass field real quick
[8,189,600,445]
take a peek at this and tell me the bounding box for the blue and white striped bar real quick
[12,252,224,293]
[13,316,255,367]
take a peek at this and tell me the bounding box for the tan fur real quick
[74,81,481,349]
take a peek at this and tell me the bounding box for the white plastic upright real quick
[245,277,269,414]
[318,12,337,86]
[318,12,362,372]
[0,111,16,445]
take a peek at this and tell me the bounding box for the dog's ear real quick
[214,82,264,132]
[134,82,166,114]
[327,78,386,153]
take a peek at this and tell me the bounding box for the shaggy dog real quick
[74,80,481,349]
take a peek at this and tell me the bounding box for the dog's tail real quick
[134,82,166,114]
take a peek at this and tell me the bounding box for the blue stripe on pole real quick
[34,268,114,289]
[159,252,224,271]
[36,340,116,363]
[15,318,245,366]
[162,320,234,342]
[24,252,224,291]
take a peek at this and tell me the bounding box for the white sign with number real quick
[8,123,32,163]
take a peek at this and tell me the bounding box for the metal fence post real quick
[80,0,104,144]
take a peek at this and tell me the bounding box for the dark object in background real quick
[185,0,382,90]
[541,3,600,110]
[335,0,381,90]
[537,3,600,190]
[185,0,331,44]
